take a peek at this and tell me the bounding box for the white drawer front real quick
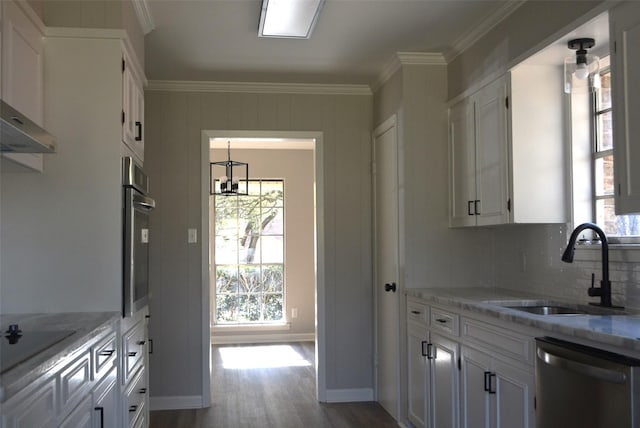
[59,351,92,411]
[430,306,459,336]
[407,299,429,325]
[461,318,533,364]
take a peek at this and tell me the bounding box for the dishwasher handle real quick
[537,347,628,384]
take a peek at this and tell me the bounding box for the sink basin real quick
[505,305,587,315]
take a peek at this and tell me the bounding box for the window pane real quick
[239,238,260,264]
[262,265,284,293]
[596,72,611,110]
[247,181,261,196]
[262,181,284,207]
[215,206,238,237]
[216,265,238,294]
[261,236,284,263]
[262,208,283,235]
[263,294,283,321]
[596,199,640,236]
[216,294,238,323]
[594,155,614,196]
[238,265,262,293]
[595,110,613,151]
[215,236,238,264]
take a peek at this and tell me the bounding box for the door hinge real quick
[507,198,511,212]
[618,183,622,196]
[534,396,537,410]
[122,58,126,73]
[122,110,125,124]
[505,96,509,109]
[457,357,461,371]
[614,41,617,54]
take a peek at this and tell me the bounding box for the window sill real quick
[211,323,291,333]
[574,243,640,263]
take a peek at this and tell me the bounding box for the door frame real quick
[372,114,402,417]
[200,129,325,405]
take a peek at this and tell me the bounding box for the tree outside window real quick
[213,180,284,324]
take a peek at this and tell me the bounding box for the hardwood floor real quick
[150,342,398,428]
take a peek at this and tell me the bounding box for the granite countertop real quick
[406,287,640,355]
[0,311,120,402]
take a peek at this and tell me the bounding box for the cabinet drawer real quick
[407,299,429,325]
[122,321,146,384]
[59,350,92,412]
[125,368,147,428]
[461,318,533,364]
[93,331,117,380]
[430,306,459,336]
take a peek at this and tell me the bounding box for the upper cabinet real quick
[611,1,640,214]
[449,70,566,227]
[122,48,145,162]
[1,0,45,172]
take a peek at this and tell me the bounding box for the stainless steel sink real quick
[505,305,587,315]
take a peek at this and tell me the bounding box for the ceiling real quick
[143,0,522,85]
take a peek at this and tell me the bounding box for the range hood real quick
[0,100,56,153]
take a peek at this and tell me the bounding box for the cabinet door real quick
[430,334,460,428]
[460,347,491,428]
[611,1,640,214]
[121,52,144,162]
[93,367,119,428]
[493,359,535,428]
[407,324,429,428]
[449,99,477,227]
[474,77,509,226]
[58,396,93,428]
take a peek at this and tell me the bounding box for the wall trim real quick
[131,0,156,35]
[150,396,203,411]
[444,0,526,63]
[374,52,446,91]
[211,333,315,345]
[324,388,374,403]
[147,80,372,96]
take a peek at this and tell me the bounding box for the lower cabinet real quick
[406,297,535,428]
[120,307,150,428]
[460,346,535,428]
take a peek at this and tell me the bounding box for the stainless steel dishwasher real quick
[535,337,640,428]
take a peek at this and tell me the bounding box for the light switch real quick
[188,228,198,244]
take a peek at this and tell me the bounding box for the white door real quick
[373,116,400,419]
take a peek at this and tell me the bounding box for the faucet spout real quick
[562,222,614,307]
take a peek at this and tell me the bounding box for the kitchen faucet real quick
[561,222,619,308]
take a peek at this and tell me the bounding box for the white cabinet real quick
[407,322,429,428]
[122,49,145,162]
[448,70,566,227]
[0,0,45,172]
[460,346,534,428]
[611,1,640,214]
[429,333,460,428]
[120,307,149,428]
[449,77,509,227]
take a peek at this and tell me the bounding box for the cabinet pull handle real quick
[129,405,138,412]
[135,121,142,141]
[94,407,104,427]
[128,351,138,357]
[484,371,496,394]
[149,338,154,354]
[139,387,147,394]
[468,200,474,216]
[421,341,428,357]
[426,343,435,360]
[435,318,448,324]
[474,200,480,215]
[99,350,115,357]
[411,310,421,315]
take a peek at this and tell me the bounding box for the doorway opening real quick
[200,130,326,405]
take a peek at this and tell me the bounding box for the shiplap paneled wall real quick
[144,88,373,401]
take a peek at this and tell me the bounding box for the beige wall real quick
[145,89,373,399]
[209,148,315,338]
[27,0,145,67]
[447,1,605,99]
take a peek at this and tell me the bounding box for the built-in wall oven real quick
[123,157,155,317]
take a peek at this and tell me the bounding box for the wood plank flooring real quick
[150,342,398,428]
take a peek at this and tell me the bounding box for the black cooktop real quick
[1,327,75,374]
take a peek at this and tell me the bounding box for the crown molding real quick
[147,80,372,96]
[444,0,526,63]
[131,0,155,35]
[373,52,446,91]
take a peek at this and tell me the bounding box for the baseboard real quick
[211,333,315,345]
[150,395,203,411]
[324,388,374,403]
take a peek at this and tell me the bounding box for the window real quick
[591,62,640,241]
[213,180,284,324]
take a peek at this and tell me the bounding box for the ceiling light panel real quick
[258,0,325,39]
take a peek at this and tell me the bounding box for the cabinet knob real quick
[384,283,397,292]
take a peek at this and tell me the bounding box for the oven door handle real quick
[133,194,156,211]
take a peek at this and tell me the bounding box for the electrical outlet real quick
[291,308,298,319]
